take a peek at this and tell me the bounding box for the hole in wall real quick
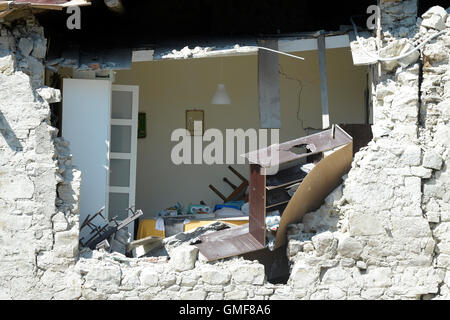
[290,144,313,155]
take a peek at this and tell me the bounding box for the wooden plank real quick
[317,31,330,129]
[258,39,281,129]
[249,164,265,246]
[127,236,162,258]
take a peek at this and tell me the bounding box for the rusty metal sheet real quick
[249,164,265,246]
[242,125,352,168]
[195,224,265,261]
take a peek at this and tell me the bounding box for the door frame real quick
[108,84,139,238]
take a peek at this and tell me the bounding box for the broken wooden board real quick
[127,236,163,258]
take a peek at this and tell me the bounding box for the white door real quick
[62,79,111,241]
[108,85,139,237]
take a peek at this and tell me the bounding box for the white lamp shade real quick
[211,83,231,105]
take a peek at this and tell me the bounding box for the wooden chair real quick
[209,166,248,203]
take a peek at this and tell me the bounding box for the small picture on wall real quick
[186,109,204,136]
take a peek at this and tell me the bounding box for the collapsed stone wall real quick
[0,1,449,300]
[419,5,450,298]
[0,16,81,299]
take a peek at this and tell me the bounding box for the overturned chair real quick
[195,125,353,261]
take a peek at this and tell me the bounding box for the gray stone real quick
[356,261,367,270]
[32,38,47,59]
[421,6,448,30]
[348,213,385,236]
[422,150,443,170]
[36,86,61,103]
[338,236,364,260]
[18,38,33,56]
[224,290,248,300]
[0,54,14,75]
[401,145,422,166]
[229,263,265,285]
[139,269,159,287]
[180,290,207,300]
[290,261,320,288]
[311,231,337,257]
[169,245,198,272]
[200,265,231,285]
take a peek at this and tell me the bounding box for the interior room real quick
[111,47,368,220]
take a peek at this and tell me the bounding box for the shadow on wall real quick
[0,111,23,152]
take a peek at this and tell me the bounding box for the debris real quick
[421,6,448,31]
[187,204,211,214]
[214,207,247,218]
[209,166,248,203]
[79,206,143,252]
[127,236,163,258]
[196,125,353,261]
[95,239,110,251]
[169,245,199,272]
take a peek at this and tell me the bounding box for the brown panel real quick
[249,164,265,246]
[273,142,353,249]
[242,125,352,167]
[195,225,265,261]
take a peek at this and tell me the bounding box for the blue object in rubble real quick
[214,200,245,212]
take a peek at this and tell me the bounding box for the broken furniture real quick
[195,125,353,261]
[136,216,248,240]
[209,166,249,203]
[79,206,143,251]
[127,236,163,258]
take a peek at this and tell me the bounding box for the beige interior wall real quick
[114,47,367,218]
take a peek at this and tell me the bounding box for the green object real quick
[138,112,146,138]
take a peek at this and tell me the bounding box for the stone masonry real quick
[0,1,449,300]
